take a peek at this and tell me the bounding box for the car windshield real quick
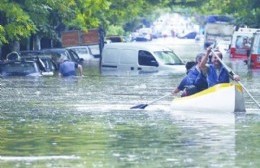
[50,52,68,62]
[154,51,184,65]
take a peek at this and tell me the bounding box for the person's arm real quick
[229,71,240,81]
[172,88,180,94]
[59,63,63,77]
[172,77,188,95]
[199,47,212,69]
[77,64,83,76]
[233,75,240,81]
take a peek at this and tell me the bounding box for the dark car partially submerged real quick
[1,51,57,77]
[177,32,197,39]
[19,50,57,76]
[1,49,83,77]
[41,48,84,69]
[0,60,42,77]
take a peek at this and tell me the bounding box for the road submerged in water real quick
[0,38,259,167]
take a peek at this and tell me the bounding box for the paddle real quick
[130,93,172,109]
[211,50,260,108]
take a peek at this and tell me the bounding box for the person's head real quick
[195,53,205,63]
[211,51,223,67]
[185,61,196,74]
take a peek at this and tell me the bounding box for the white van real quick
[101,43,186,75]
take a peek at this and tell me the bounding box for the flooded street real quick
[0,38,260,167]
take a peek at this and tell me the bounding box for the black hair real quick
[185,61,196,74]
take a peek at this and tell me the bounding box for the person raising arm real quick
[199,47,240,87]
[172,53,208,96]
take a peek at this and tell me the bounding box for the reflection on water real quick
[0,39,260,167]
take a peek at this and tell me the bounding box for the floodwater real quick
[0,38,260,168]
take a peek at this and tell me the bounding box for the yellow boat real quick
[171,83,246,113]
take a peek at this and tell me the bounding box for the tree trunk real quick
[50,39,53,48]
[0,47,2,59]
[33,35,41,50]
[26,37,30,50]
[11,41,20,52]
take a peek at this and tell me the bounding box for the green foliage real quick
[197,0,260,27]
[107,25,124,36]
[0,0,259,48]
[0,1,36,43]
[0,25,7,45]
[63,0,111,30]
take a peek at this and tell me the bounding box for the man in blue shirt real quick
[59,56,83,77]
[199,47,240,87]
[172,53,208,96]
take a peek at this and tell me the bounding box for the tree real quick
[0,25,7,46]
[1,0,259,59]
[0,1,36,52]
[198,0,260,28]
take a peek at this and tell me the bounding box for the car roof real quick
[41,48,69,53]
[67,46,89,49]
[2,60,36,64]
[20,50,43,54]
[103,42,173,52]
[20,50,52,57]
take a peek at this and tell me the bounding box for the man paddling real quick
[199,47,240,87]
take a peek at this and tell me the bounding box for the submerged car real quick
[101,43,186,75]
[177,32,197,39]
[0,60,42,77]
[4,51,56,76]
[66,46,98,63]
[19,50,57,76]
[41,48,84,68]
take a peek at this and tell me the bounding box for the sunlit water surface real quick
[0,38,260,168]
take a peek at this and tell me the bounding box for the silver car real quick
[66,46,99,63]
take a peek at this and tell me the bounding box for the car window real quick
[154,51,183,65]
[88,45,99,55]
[39,58,56,71]
[67,49,80,61]
[138,50,158,66]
